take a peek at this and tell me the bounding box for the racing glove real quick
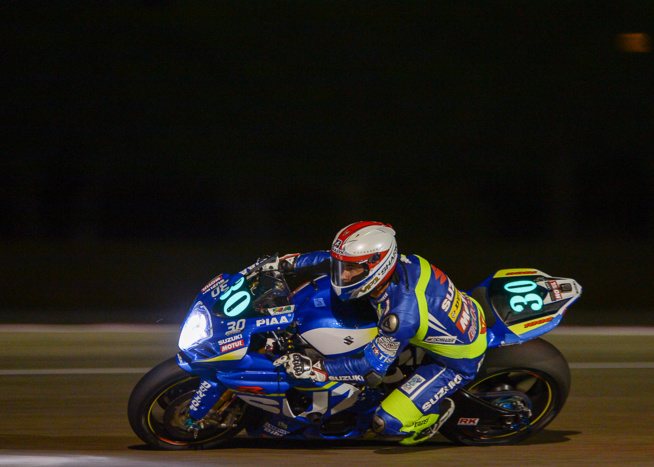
[274,353,328,382]
[263,254,299,274]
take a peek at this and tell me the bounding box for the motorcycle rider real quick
[272,221,488,445]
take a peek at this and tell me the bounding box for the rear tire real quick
[440,338,570,446]
[127,357,251,450]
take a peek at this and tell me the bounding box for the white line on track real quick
[551,326,654,336]
[0,324,180,333]
[0,368,151,376]
[1,325,653,376]
[569,362,654,369]
[1,362,653,376]
[1,324,653,334]
[0,455,116,466]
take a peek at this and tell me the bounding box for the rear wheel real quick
[440,338,570,445]
[127,357,252,450]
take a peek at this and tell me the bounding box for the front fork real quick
[176,354,240,436]
[185,385,237,438]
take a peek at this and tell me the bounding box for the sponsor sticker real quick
[448,292,462,322]
[524,317,553,329]
[549,280,563,301]
[468,322,478,341]
[313,298,326,308]
[263,422,290,437]
[201,274,230,296]
[370,343,394,364]
[329,374,365,382]
[255,314,292,327]
[377,247,397,277]
[359,276,380,293]
[441,281,456,312]
[422,374,463,411]
[235,385,265,394]
[456,301,472,334]
[509,316,555,334]
[457,418,479,426]
[401,374,426,395]
[267,305,295,315]
[425,335,458,344]
[218,334,243,346]
[413,418,430,428]
[376,335,400,355]
[467,306,479,341]
[189,381,212,413]
[221,339,244,353]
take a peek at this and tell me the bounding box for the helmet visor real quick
[331,258,370,288]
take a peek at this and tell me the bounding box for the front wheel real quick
[127,357,252,450]
[440,338,571,446]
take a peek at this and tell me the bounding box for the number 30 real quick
[219,277,251,317]
[504,280,543,313]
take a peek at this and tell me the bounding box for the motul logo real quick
[221,339,244,353]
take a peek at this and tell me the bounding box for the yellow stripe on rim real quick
[467,370,553,438]
[148,377,197,445]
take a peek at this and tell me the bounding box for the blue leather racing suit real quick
[294,251,488,442]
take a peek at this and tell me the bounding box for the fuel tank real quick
[291,276,378,358]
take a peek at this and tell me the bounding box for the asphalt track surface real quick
[1,325,653,466]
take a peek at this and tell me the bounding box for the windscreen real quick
[211,272,291,319]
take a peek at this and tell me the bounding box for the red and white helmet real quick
[330,221,398,300]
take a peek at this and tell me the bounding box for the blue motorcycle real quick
[128,256,582,449]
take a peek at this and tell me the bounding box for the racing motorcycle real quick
[128,256,582,449]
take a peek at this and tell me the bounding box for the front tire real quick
[440,338,570,446]
[127,357,251,450]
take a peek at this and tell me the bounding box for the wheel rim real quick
[461,369,555,440]
[146,376,246,446]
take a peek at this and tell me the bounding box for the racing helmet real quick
[330,221,398,301]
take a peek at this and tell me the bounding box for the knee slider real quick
[372,410,409,441]
[372,414,386,435]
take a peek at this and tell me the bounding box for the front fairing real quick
[175,269,381,437]
[178,270,296,366]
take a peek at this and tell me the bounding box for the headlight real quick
[178,301,213,351]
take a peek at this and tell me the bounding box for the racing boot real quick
[398,398,455,446]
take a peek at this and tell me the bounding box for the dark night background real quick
[1,1,653,325]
